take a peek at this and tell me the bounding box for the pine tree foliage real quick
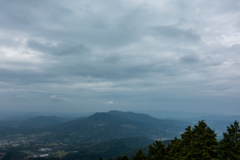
[165,137,181,159]
[132,149,147,160]
[180,120,218,159]
[116,156,130,160]
[147,140,167,160]
[218,120,240,160]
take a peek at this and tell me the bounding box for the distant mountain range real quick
[49,111,192,141]
[0,111,192,141]
[0,116,71,128]
[0,110,239,141]
[163,114,240,138]
[0,110,240,160]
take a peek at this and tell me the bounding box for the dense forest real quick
[113,120,240,160]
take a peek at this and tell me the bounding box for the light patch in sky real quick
[106,101,114,104]
[50,95,69,101]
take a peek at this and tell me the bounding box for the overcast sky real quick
[0,0,239,115]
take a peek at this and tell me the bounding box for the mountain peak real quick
[108,110,158,123]
[87,112,119,121]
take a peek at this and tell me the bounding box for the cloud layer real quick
[0,0,239,114]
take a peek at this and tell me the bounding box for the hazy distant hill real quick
[0,126,19,137]
[108,110,160,123]
[52,112,153,140]
[51,111,191,141]
[108,110,191,135]
[0,111,192,141]
[64,137,154,160]
[164,114,240,138]
[0,116,70,128]
[172,115,240,123]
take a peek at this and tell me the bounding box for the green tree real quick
[132,149,146,160]
[122,156,130,160]
[165,137,181,159]
[147,140,167,160]
[116,156,129,160]
[180,121,218,159]
[164,121,219,160]
[218,120,240,160]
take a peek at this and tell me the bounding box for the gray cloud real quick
[28,40,89,56]
[17,95,27,99]
[0,0,239,115]
[153,26,201,42]
[180,54,200,64]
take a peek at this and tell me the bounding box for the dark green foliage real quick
[29,158,61,160]
[132,149,146,160]
[178,120,219,159]
[122,156,130,160]
[147,140,167,160]
[116,156,129,160]
[148,121,220,160]
[165,137,181,159]
[218,120,240,159]
[1,151,28,160]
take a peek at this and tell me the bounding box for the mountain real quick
[108,110,160,123]
[63,137,154,160]
[0,116,70,128]
[0,111,192,142]
[108,110,192,136]
[134,110,215,119]
[50,112,191,141]
[51,112,153,141]
[21,116,70,128]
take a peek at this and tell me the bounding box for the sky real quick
[0,0,239,115]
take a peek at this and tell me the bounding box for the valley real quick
[0,110,239,160]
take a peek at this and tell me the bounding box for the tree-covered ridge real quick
[115,120,240,160]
